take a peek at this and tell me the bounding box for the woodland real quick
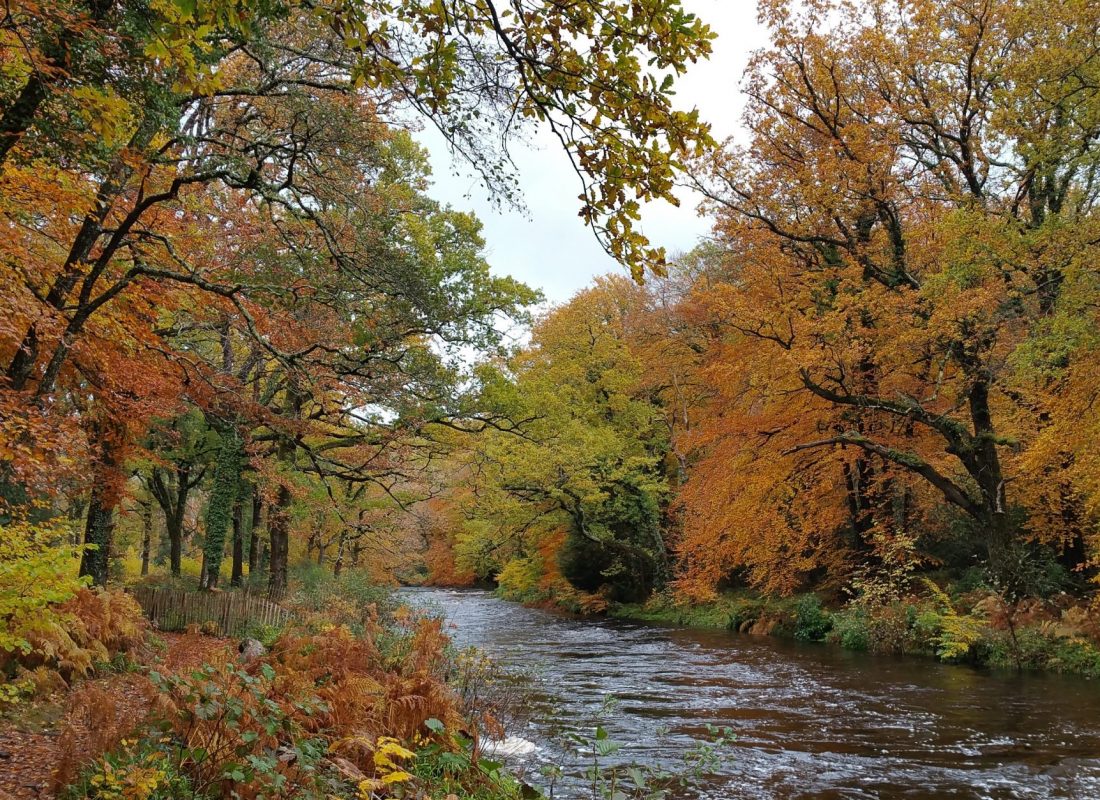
[2,0,1100,798]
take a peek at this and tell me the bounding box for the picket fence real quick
[130,587,293,638]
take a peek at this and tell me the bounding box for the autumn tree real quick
[679,0,1100,598]
[451,278,673,602]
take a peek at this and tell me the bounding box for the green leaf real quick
[594,738,624,756]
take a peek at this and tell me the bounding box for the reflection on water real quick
[402,588,1100,799]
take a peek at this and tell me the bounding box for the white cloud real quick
[418,1,765,304]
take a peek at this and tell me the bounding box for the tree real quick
[679,0,1100,597]
[453,278,673,602]
[142,411,214,577]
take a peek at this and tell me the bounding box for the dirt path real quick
[0,632,232,800]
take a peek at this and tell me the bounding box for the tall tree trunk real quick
[268,485,291,599]
[201,427,242,590]
[79,491,115,586]
[78,414,124,586]
[231,495,244,587]
[140,499,153,577]
[168,509,184,577]
[268,382,303,599]
[248,493,263,576]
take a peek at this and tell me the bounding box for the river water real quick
[401,587,1100,799]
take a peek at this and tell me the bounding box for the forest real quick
[2,0,1100,798]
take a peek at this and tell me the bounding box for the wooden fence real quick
[130,587,294,638]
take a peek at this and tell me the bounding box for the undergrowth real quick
[609,584,1100,679]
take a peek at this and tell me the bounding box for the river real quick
[402,587,1100,799]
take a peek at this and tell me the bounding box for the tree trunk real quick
[140,499,153,577]
[268,381,302,599]
[149,463,193,578]
[201,428,242,590]
[78,414,124,586]
[268,484,291,599]
[231,495,244,587]
[248,493,262,575]
[333,530,347,578]
[79,490,115,586]
[0,0,116,168]
[0,73,47,167]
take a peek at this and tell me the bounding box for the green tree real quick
[454,277,671,601]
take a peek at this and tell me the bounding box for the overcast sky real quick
[417,1,765,305]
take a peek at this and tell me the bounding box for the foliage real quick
[2,0,715,599]
[62,736,194,800]
[448,278,673,603]
[198,427,242,590]
[921,580,986,662]
[5,587,147,685]
[0,518,86,656]
[828,610,871,654]
[793,595,833,643]
[664,0,1100,599]
[284,565,395,634]
[62,600,521,799]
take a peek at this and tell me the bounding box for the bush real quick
[494,557,544,603]
[793,594,832,642]
[1047,638,1100,679]
[286,564,395,633]
[63,737,194,800]
[830,609,870,652]
[863,602,916,655]
[0,519,86,658]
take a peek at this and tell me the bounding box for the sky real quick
[417,1,765,305]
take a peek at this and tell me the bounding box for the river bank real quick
[607,588,1100,680]
[485,576,1100,680]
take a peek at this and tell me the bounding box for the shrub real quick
[0,519,86,658]
[495,557,543,603]
[286,565,395,634]
[922,579,985,662]
[830,609,870,652]
[793,595,832,642]
[1047,637,1100,679]
[62,737,193,800]
[863,602,915,655]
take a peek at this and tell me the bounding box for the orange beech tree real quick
[678,0,1100,599]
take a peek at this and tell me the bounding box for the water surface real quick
[402,587,1100,799]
